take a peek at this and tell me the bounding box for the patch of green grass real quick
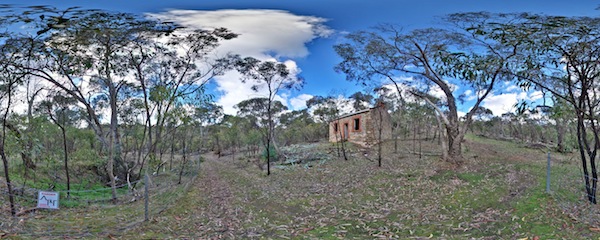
[466,134,518,148]
[511,190,565,237]
[428,171,487,185]
[456,172,485,183]
[306,225,339,239]
[429,170,454,181]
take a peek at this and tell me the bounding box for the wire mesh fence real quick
[0,154,202,238]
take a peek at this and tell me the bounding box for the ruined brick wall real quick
[329,105,392,147]
[329,111,369,146]
[365,106,393,145]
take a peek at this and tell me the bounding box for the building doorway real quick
[343,123,349,140]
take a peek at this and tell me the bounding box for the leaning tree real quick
[468,13,600,204]
[334,16,519,163]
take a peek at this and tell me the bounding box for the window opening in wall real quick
[354,118,360,130]
[334,123,338,132]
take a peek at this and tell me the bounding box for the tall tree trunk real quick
[138,63,153,178]
[59,124,70,198]
[394,134,398,153]
[0,132,15,216]
[135,123,148,179]
[336,121,348,161]
[108,86,119,203]
[169,128,176,171]
[266,135,271,175]
[108,135,117,203]
[48,108,71,198]
[556,119,567,152]
[446,123,463,163]
[266,100,273,175]
[170,127,177,166]
[178,129,187,185]
[576,116,597,204]
[434,113,449,161]
[377,107,383,167]
[23,84,40,173]
[412,122,417,153]
[1,83,15,216]
[0,101,17,216]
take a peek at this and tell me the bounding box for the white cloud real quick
[481,93,519,116]
[214,71,257,115]
[529,90,544,101]
[335,95,355,115]
[149,9,332,115]
[463,89,473,96]
[214,59,303,114]
[481,90,543,116]
[505,85,520,92]
[462,89,478,101]
[290,94,314,110]
[151,9,331,58]
[427,82,458,103]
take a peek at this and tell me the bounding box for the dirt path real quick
[127,152,255,239]
[191,153,243,238]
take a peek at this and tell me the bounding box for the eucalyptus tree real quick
[36,11,162,201]
[1,7,236,201]
[115,88,150,185]
[306,95,349,160]
[193,102,223,151]
[39,94,77,198]
[235,58,303,175]
[468,106,494,135]
[1,8,181,202]
[235,97,288,174]
[228,114,262,156]
[235,98,288,132]
[348,91,374,111]
[471,13,600,203]
[1,77,42,181]
[307,96,339,124]
[195,102,223,129]
[0,37,26,216]
[278,109,320,145]
[334,16,519,163]
[547,97,574,153]
[20,77,45,174]
[168,105,194,185]
[127,26,237,170]
[374,85,406,152]
[216,114,244,160]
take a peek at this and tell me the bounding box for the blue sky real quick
[8,0,600,115]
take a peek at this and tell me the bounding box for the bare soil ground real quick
[2,135,600,239]
[127,136,600,239]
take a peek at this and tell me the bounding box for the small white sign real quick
[37,191,59,209]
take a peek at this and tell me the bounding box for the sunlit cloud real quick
[290,94,314,110]
[149,9,332,114]
[481,90,543,116]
